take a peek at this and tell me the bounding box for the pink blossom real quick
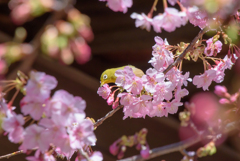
[38,117,67,146]
[175,88,189,101]
[149,102,168,117]
[68,119,96,149]
[142,68,164,93]
[131,95,152,118]
[161,8,187,32]
[20,96,48,120]
[50,90,86,126]
[25,71,57,100]
[2,112,24,143]
[165,68,182,85]
[115,66,135,88]
[192,69,217,91]
[179,72,192,87]
[130,13,152,32]
[165,100,183,114]
[55,146,75,160]
[118,92,134,106]
[0,98,11,115]
[152,81,173,103]
[20,124,49,152]
[124,76,143,95]
[187,6,208,29]
[204,38,223,56]
[168,0,178,6]
[152,15,163,33]
[214,85,227,97]
[149,38,174,71]
[106,0,132,13]
[97,84,111,99]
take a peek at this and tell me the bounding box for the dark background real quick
[0,0,240,160]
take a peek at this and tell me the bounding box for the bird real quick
[100,65,144,86]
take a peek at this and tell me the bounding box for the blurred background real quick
[0,0,240,160]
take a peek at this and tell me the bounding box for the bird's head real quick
[100,68,117,86]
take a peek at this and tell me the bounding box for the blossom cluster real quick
[109,128,150,159]
[41,8,93,65]
[193,37,239,91]
[98,37,192,119]
[100,0,240,33]
[1,71,102,161]
[98,34,239,119]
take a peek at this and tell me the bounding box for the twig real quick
[118,120,240,161]
[94,105,124,128]
[163,29,206,75]
[118,135,201,161]
[0,150,23,159]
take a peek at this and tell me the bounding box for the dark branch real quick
[0,150,23,159]
[94,105,124,128]
[163,29,206,75]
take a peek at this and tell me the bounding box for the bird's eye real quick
[103,74,108,79]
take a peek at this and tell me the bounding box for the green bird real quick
[100,65,144,86]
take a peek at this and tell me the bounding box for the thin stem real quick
[118,120,240,161]
[148,0,158,18]
[0,150,23,159]
[163,29,206,75]
[3,86,15,94]
[163,0,168,10]
[8,89,20,106]
[118,135,201,161]
[94,105,124,128]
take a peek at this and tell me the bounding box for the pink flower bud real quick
[112,100,119,109]
[219,98,230,104]
[214,85,227,97]
[109,142,119,156]
[230,93,239,102]
[107,94,114,105]
[140,145,150,159]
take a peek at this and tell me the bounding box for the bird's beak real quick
[100,81,105,87]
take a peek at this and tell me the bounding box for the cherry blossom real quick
[20,96,49,120]
[193,69,217,91]
[20,124,49,153]
[2,112,24,143]
[97,84,111,99]
[161,7,187,32]
[25,71,57,100]
[130,13,152,32]
[68,119,96,149]
[100,0,132,13]
[50,90,86,126]
[204,38,223,57]
[187,6,208,29]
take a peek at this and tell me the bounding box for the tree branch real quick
[118,120,240,161]
[163,29,206,75]
[0,150,23,159]
[94,105,124,128]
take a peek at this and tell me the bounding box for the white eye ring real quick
[103,74,108,79]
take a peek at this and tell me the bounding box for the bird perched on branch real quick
[100,65,144,86]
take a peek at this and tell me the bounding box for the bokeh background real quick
[0,0,240,160]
